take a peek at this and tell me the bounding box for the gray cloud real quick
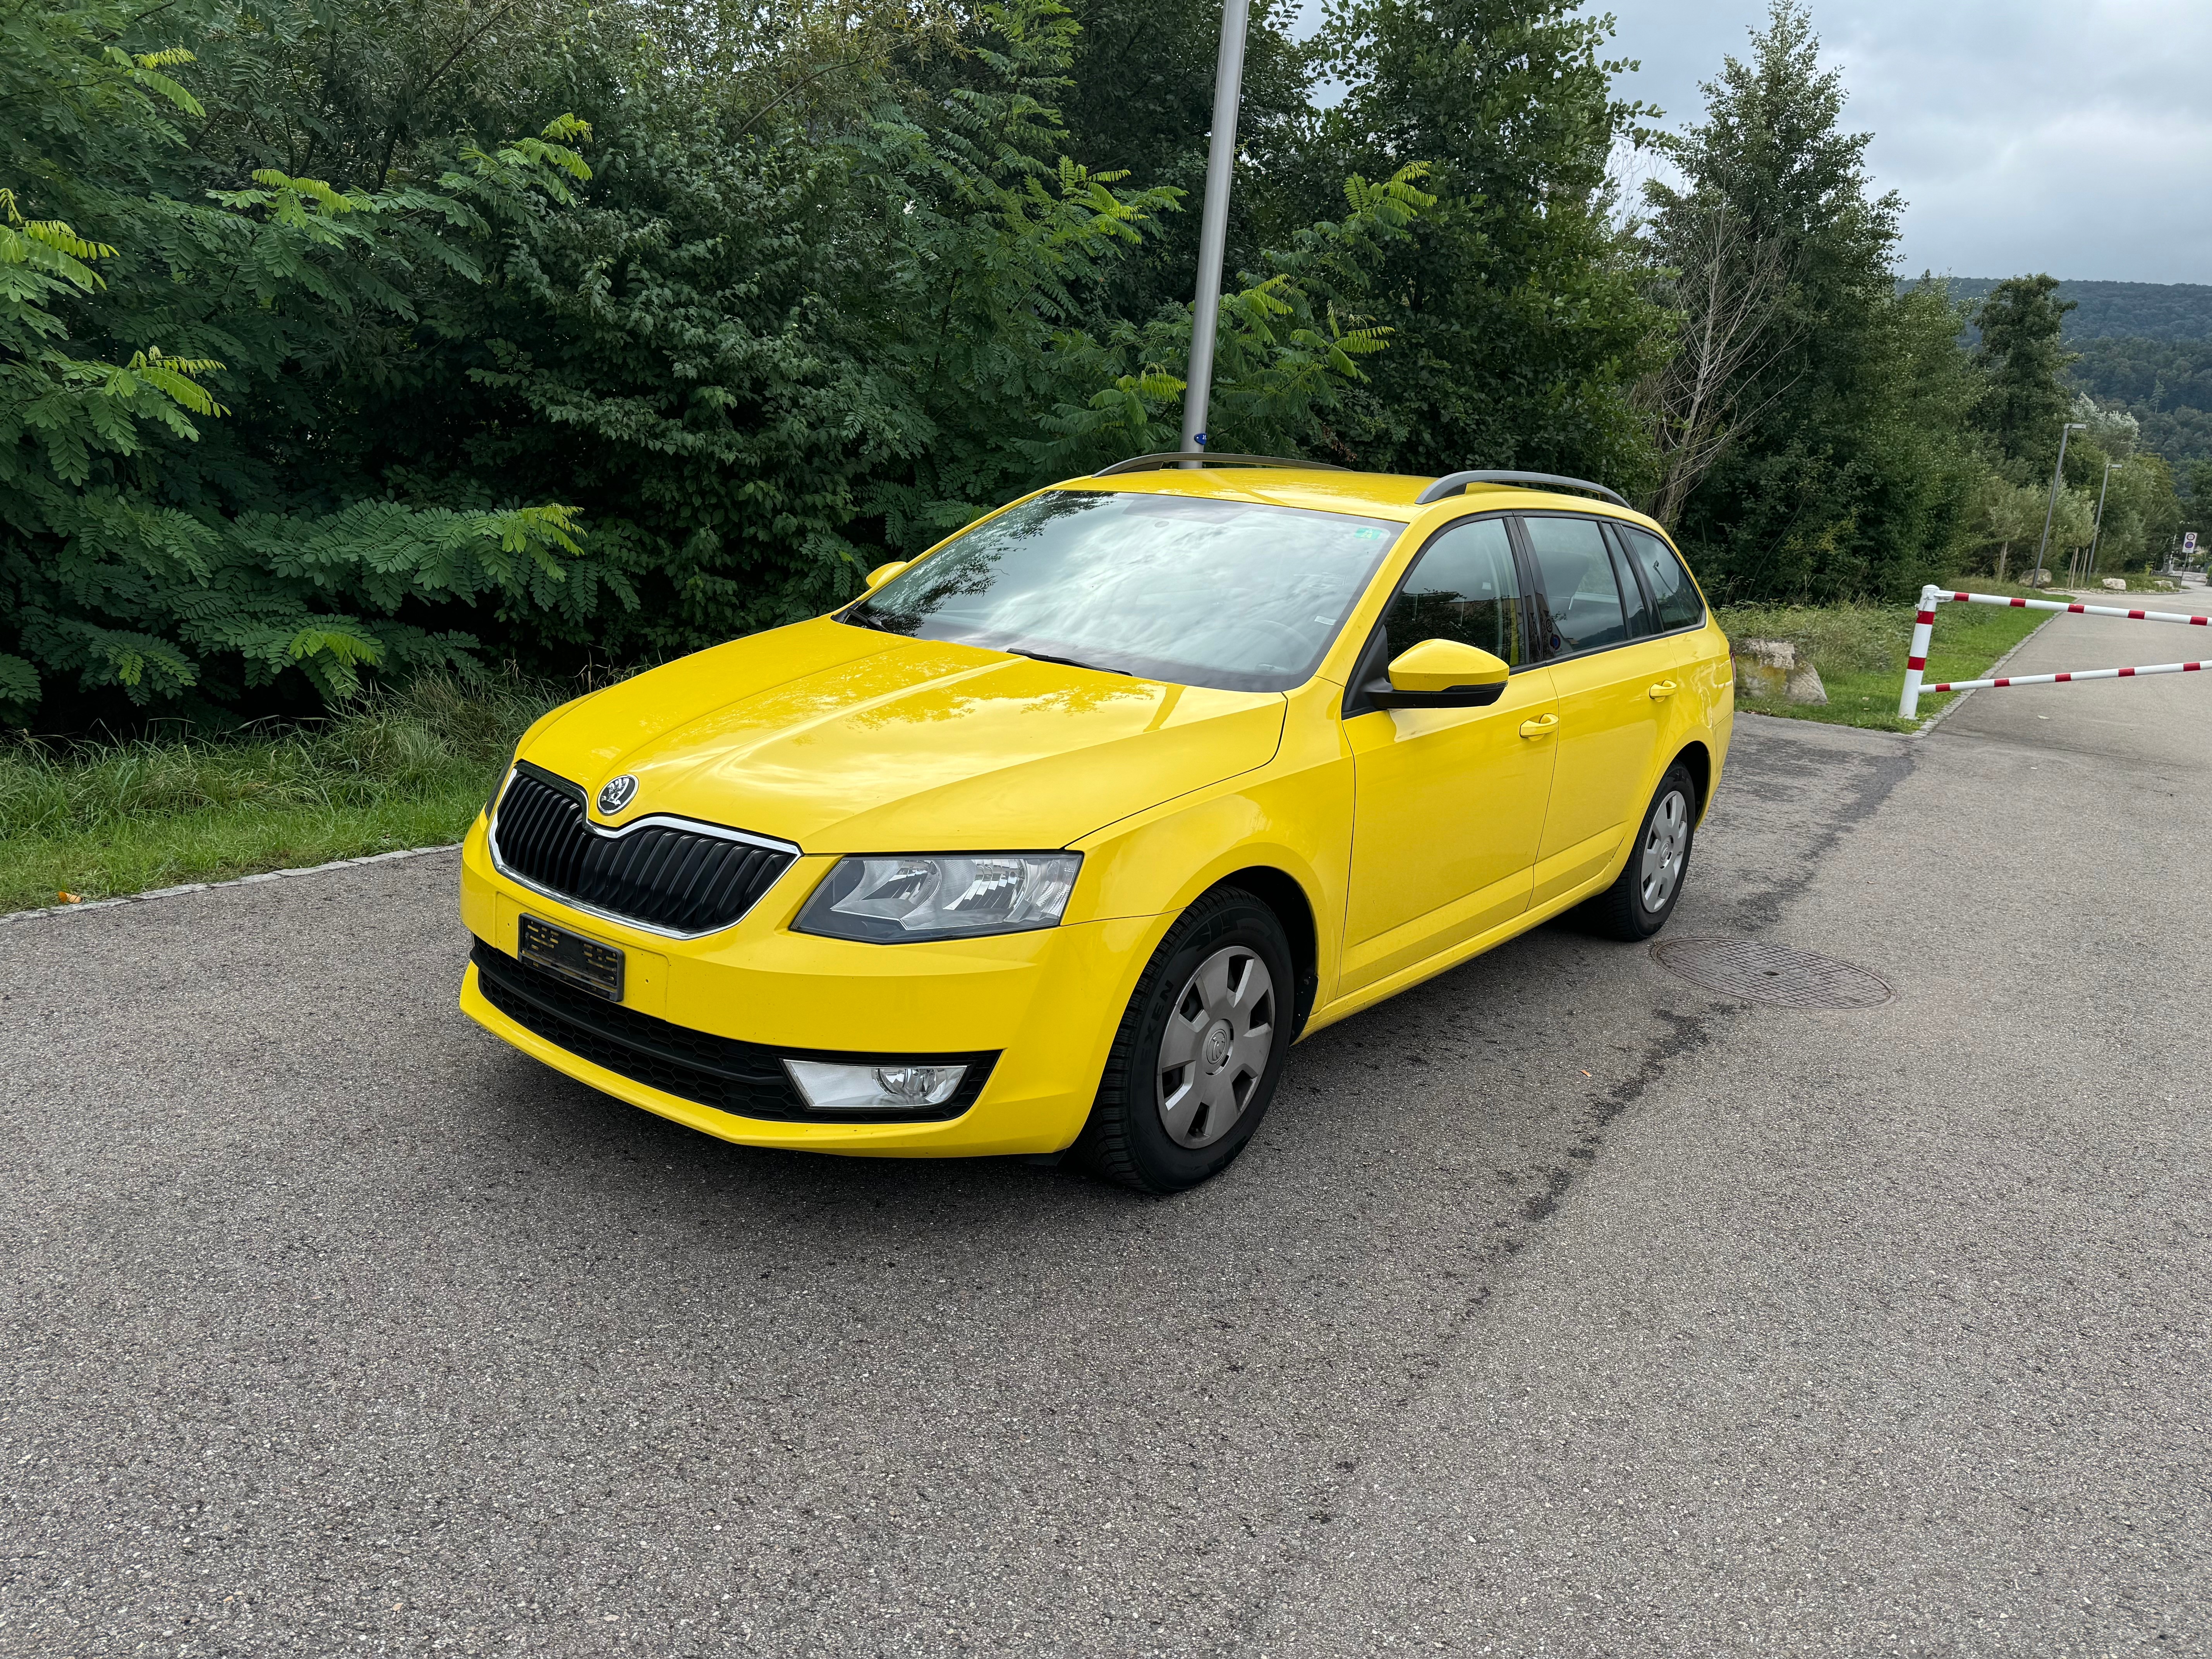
[1610,0,2212,283]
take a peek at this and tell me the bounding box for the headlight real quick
[793,852,1081,943]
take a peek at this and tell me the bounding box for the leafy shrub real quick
[1,0,609,724]
[3,0,1434,724]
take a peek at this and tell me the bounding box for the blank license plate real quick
[519,914,625,1002]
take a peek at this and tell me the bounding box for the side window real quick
[1379,516,1526,667]
[1608,532,1656,637]
[1616,525,1706,632]
[1522,514,1628,656]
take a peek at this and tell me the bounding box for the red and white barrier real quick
[1927,661,2204,694]
[1899,584,2212,718]
[1935,589,2211,627]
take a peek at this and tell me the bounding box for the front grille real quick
[470,941,996,1124]
[490,762,795,935]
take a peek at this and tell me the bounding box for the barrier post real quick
[1899,583,1940,719]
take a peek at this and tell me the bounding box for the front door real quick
[1518,512,1677,906]
[1341,515,1559,994]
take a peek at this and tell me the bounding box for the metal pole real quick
[1178,0,1252,461]
[2030,421,2084,589]
[2084,461,2118,584]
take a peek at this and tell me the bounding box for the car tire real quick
[1079,886,1295,1195]
[1580,761,1698,942]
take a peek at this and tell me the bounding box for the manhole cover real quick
[1650,937,1894,1009]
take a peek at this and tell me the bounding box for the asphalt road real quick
[3,606,2207,1657]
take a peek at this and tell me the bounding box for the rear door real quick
[1516,512,1678,907]
[1611,519,1720,723]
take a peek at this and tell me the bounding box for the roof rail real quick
[1415,469,1631,510]
[1091,452,1348,477]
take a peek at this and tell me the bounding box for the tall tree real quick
[408,0,1431,663]
[1648,1,1978,601]
[1632,190,1799,530]
[2,0,1437,725]
[1291,0,1667,486]
[1056,0,1314,322]
[1972,275,2076,478]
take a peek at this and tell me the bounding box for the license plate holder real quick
[518,914,626,1002]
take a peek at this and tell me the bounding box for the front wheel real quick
[1580,761,1698,941]
[1079,886,1294,1194]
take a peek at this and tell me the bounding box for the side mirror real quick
[865,560,910,591]
[1371,639,1511,709]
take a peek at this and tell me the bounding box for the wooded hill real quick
[2073,339,2212,472]
[1942,280,2212,342]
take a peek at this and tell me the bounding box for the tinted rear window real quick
[1523,515,1629,654]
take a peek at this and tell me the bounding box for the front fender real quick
[1061,679,1353,1010]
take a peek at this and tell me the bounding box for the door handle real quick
[1518,713,1559,739]
[1648,680,1679,700]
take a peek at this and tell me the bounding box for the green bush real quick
[2,0,1439,726]
[1,0,608,723]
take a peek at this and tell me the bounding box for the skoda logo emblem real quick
[596,774,639,816]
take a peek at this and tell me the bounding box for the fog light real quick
[785,1059,967,1111]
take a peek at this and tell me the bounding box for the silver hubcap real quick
[1157,946,1276,1149]
[1640,788,1691,912]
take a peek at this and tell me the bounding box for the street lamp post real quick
[2081,459,2121,586]
[1178,0,1253,461]
[2030,421,2086,590]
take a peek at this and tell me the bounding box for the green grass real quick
[0,674,564,915]
[1717,579,2057,733]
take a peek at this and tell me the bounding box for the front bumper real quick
[457,820,1161,1156]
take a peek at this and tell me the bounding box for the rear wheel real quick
[1580,761,1698,941]
[1080,887,1293,1194]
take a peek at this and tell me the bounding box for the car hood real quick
[524,617,1288,851]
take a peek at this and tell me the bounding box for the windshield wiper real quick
[1001,647,1130,676]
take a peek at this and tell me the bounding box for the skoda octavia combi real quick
[459,458,1733,1192]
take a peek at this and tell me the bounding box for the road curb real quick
[0,841,462,927]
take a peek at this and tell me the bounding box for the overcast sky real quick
[1607,0,2212,284]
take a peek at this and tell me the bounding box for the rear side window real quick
[1381,516,1527,666]
[1522,515,1628,655]
[1616,525,1706,632]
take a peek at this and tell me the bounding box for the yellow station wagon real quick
[459,457,1733,1192]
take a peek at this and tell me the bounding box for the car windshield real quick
[843,490,1404,692]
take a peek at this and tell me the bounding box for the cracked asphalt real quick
[3,601,2206,1656]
